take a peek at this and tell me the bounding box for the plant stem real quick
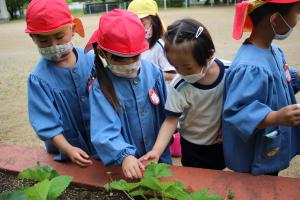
[123,191,135,200]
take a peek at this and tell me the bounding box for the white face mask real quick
[271,13,293,40]
[107,59,141,78]
[38,41,73,61]
[181,57,215,83]
[145,25,153,39]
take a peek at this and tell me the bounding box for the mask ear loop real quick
[97,48,109,67]
[195,26,204,38]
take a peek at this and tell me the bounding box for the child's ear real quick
[71,24,76,36]
[270,13,278,29]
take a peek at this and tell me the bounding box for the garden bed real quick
[0,171,130,200]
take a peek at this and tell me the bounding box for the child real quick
[128,0,176,82]
[26,0,95,167]
[85,9,172,179]
[223,0,300,175]
[140,19,227,170]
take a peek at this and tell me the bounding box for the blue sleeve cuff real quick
[115,148,136,165]
[224,101,272,142]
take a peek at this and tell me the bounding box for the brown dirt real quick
[0,7,299,178]
[0,171,130,200]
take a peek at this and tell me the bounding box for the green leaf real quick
[47,176,72,200]
[128,189,145,197]
[191,189,223,200]
[23,179,50,200]
[141,177,162,192]
[106,180,140,192]
[163,184,190,200]
[18,162,59,182]
[144,162,171,179]
[206,194,224,200]
[0,191,27,200]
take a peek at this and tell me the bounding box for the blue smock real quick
[222,42,300,175]
[28,48,96,160]
[90,60,172,166]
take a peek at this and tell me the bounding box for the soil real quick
[0,171,130,200]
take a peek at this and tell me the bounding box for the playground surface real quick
[0,7,299,178]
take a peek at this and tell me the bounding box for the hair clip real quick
[195,26,204,38]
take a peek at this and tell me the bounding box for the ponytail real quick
[93,43,120,110]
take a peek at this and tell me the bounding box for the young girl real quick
[26,0,95,167]
[140,19,227,170]
[223,0,300,175]
[128,0,176,82]
[85,9,171,179]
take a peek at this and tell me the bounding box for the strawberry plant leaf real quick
[128,189,145,197]
[0,191,27,200]
[23,179,50,200]
[106,180,140,192]
[144,163,171,178]
[206,194,224,200]
[47,176,72,200]
[163,184,191,200]
[141,177,162,192]
[18,162,59,182]
[191,189,223,200]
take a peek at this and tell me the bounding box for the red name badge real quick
[284,64,292,83]
[149,89,160,105]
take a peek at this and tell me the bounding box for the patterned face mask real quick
[107,59,141,78]
[38,41,73,61]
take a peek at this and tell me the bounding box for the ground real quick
[0,7,300,178]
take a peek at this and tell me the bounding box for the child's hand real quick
[122,155,145,179]
[139,149,160,165]
[275,104,300,126]
[65,146,93,167]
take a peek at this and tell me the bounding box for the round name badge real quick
[149,89,160,105]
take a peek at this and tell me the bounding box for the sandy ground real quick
[0,7,299,177]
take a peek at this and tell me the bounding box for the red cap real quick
[25,0,85,37]
[84,9,149,56]
[232,0,300,40]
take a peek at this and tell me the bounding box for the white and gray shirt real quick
[165,58,227,145]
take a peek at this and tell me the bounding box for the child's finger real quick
[133,164,143,179]
[139,154,150,161]
[76,155,93,165]
[129,167,139,179]
[78,149,90,159]
[123,168,132,179]
[138,160,145,171]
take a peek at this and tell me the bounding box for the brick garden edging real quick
[1,143,300,199]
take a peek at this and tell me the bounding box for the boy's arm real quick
[258,104,300,128]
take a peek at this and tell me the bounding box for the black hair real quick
[148,15,164,49]
[249,3,297,26]
[164,18,215,67]
[92,43,120,109]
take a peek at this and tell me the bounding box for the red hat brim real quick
[232,0,300,40]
